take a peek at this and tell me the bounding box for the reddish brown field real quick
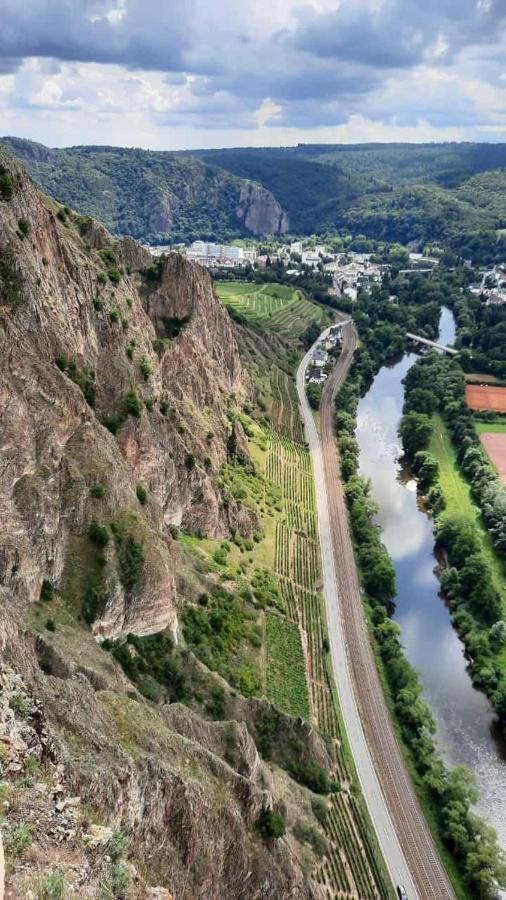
[480,433,506,483]
[466,384,506,412]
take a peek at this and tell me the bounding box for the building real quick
[312,348,328,368]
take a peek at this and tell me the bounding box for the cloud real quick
[0,0,505,143]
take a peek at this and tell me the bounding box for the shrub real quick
[93,296,104,311]
[115,532,143,593]
[108,268,121,285]
[288,759,330,794]
[0,165,14,200]
[140,355,152,380]
[82,578,108,625]
[9,691,32,718]
[256,809,286,840]
[311,798,328,826]
[185,453,196,470]
[88,520,110,547]
[45,618,56,632]
[99,861,130,899]
[109,308,120,323]
[106,830,130,862]
[90,483,105,498]
[35,867,65,900]
[123,387,142,418]
[99,249,117,265]
[97,271,107,285]
[56,208,66,223]
[293,822,328,857]
[136,484,147,505]
[18,218,30,238]
[40,579,54,602]
[5,822,32,859]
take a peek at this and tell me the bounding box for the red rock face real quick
[0,148,250,638]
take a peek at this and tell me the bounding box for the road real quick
[296,322,455,900]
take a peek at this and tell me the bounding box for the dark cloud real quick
[0,0,505,134]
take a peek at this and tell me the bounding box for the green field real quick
[475,420,506,434]
[216,281,330,336]
[265,612,310,718]
[429,413,505,601]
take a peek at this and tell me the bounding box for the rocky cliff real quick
[0,146,253,641]
[1,138,290,240]
[0,149,335,899]
[237,182,289,236]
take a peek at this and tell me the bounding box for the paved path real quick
[296,323,455,900]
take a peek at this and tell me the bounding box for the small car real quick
[396,887,408,900]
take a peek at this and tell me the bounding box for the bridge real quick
[406,332,458,356]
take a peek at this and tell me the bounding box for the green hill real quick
[0,137,288,242]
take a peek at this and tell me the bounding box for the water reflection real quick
[355,308,506,846]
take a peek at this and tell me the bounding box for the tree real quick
[400,411,432,457]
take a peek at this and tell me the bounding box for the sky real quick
[0,0,505,150]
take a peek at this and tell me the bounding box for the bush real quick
[136,484,147,504]
[40,579,54,602]
[115,531,143,593]
[108,268,121,285]
[0,165,14,200]
[5,822,32,858]
[45,618,56,632]
[109,307,120,323]
[18,218,30,238]
[256,809,286,840]
[288,759,330,794]
[293,821,328,857]
[90,483,105,498]
[140,355,152,380]
[88,520,110,547]
[35,867,65,900]
[311,798,328,826]
[82,578,108,625]
[185,453,196,470]
[97,271,107,284]
[99,861,130,899]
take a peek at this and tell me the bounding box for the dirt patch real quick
[480,432,506,483]
[466,384,506,412]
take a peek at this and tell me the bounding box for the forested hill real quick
[0,137,289,243]
[3,136,506,254]
[192,145,506,252]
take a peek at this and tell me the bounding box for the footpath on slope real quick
[296,323,455,900]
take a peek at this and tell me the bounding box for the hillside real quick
[195,145,506,246]
[0,148,393,898]
[0,146,314,897]
[0,137,289,242]
[5,137,505,253]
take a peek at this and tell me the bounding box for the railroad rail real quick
[297,321,455,900]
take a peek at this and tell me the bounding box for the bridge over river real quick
[406,332,458,355]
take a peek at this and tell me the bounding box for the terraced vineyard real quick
[262,379,389,900]
[216,281,329,338]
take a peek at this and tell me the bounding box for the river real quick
[355,306,506,846]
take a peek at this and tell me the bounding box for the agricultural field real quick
[216,281,330,338]
[265,612,310,718]
[479,431,506,483]
[466,383,506,412]
[262,395,388,898]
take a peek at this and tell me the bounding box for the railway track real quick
[296,322,455,900]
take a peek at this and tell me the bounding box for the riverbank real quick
[334,309,505,897]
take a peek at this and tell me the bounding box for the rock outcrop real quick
[0,147,251,639]
[1,138,290,240]
[237,181,289,235]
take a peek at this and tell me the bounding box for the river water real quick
[355,307,506,846]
